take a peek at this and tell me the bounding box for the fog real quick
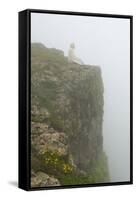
[31,13,130,182]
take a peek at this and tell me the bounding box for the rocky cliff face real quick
[31,43,109,187]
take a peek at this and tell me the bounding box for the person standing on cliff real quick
[68,43,84,65]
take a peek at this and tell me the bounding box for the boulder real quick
[31,171,60,187]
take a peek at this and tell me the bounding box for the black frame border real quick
[19,9,133,191]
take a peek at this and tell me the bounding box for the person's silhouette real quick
[68,43,84,65]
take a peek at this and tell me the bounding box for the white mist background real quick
[31,13,130,182]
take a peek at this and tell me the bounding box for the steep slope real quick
[31,43,109,187]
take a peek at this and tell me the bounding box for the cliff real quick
[31,43,109,187]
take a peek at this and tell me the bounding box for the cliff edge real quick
[31,43,109,187]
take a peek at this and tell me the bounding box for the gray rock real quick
[32,125,68,156]
[31,171,60,187]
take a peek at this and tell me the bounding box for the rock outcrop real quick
[31,171,60,187]
[31,122,68,156]
[31,43,109,187]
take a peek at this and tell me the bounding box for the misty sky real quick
[31,13,130,182]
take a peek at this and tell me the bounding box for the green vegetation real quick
[58,152,109,185]
[87,152,110,183]
[32,148,109,185]
[59,173,91,185]
[40,150,74,175]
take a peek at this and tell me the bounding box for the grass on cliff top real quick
[31,43,67,65]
